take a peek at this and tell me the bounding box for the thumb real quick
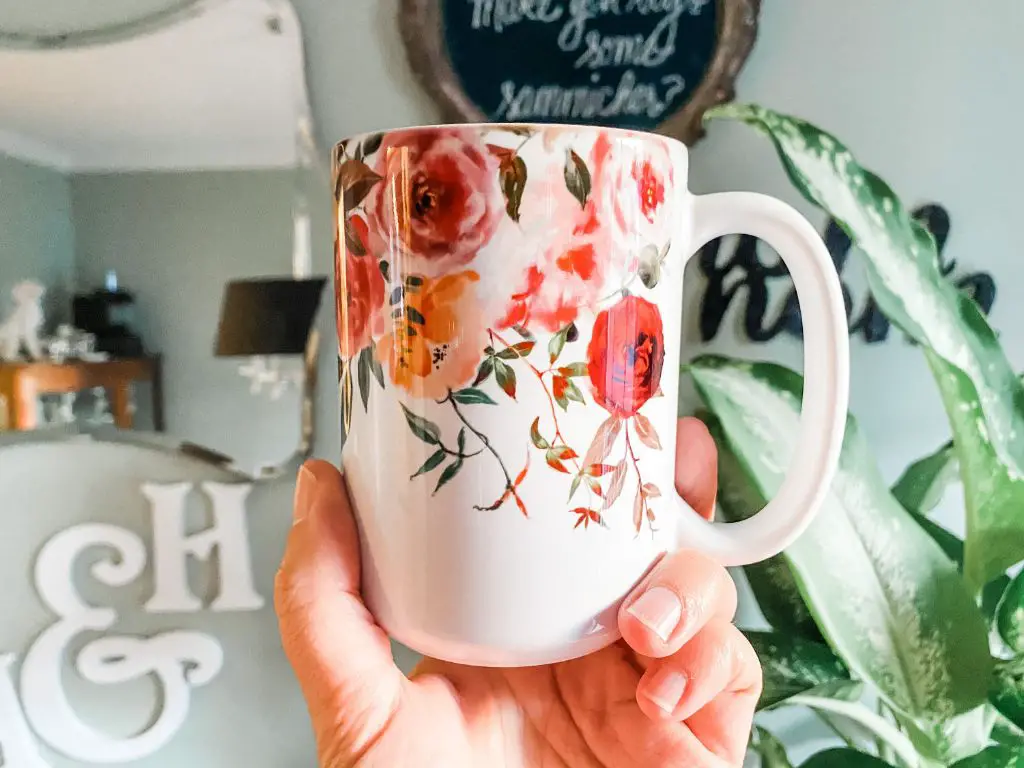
[274,459,404,764]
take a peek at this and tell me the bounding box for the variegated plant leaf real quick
[925,348,1024,591]
[952,746,1024,768]
[752,727,794,768]
[891,441,957,516]
[744,631,850,710]
[689,356,992,723]
[996,569,1024,654]
[896,705,994,766]
[701,411,823,641]
[706,103,1024,591]
[991,657,1024,733]
[785,695,920,768]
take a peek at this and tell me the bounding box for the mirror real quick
[0,0,329,476]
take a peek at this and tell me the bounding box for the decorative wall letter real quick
[143,482,265,613]
[20,523,224,763]
[0,653,52,768]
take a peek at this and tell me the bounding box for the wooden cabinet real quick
[0,357,164,431]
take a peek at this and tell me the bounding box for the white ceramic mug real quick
[332,123,849,667]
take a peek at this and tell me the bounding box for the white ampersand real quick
[19,523,224,764]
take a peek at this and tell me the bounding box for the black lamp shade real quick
[214,277,327,357]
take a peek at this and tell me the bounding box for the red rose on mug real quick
[336,213,385,359]
[587,295,665,418]
[367,129,503,275]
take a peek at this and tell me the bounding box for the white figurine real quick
[0,280,46,361]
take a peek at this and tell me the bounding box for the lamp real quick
[213,112,328,479]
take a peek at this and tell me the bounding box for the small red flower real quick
[586,295,665,418]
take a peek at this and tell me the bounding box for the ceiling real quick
[0,0,311,172]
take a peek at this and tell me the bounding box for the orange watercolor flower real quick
[376,270,486,399]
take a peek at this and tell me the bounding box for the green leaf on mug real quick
[400,403,441,446]
[369,351,385,390]
[530,417,549,450]
[558,362,589,378]
[472,358,494,387]
[433,458,464,495]
[496,341,535,360]
[499,154,527,222]
[452,388,498,406]
[494,359,517,399]
[563,148,592,209]
[689,356,992,722]
[360,131,384,159]
[548,324,572,364]
[336,158,383,211]
[357,346,373,411]
[706,103,1024,591]
[340,358,353,438]
[411,449,446,479]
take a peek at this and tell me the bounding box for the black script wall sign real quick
[697,204,997,345]
[399,0,760,145]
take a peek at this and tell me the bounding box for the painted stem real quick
[624,424,648,531]
[443,389,515,509]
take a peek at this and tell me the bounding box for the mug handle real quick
[674,192,850,566]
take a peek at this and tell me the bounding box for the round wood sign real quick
[399,0,760,145]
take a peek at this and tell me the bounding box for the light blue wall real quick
[0,152,75,324]
[69,169,327,471]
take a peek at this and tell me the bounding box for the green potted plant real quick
[691,104,1024,767]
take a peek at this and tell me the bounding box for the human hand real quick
[274,416,761,767]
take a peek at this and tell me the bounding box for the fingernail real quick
[644,668,688,714]
[627,586,682,641]
[293,464,317,524]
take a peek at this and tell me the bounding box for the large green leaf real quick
[892,488,1009,627]
[785,695,919,768]
[745,631,851,710]
[800,749,896,768]
[897,706,994,766]
[690,356,992,723]
[924,349,1024,591]
[892,442,957,516]
[702,411,823,641]
[952,746,1024,768]
[707,103,1024,590]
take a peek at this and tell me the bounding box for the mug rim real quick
[333,122,689,155]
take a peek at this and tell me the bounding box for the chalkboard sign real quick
[400,0,760,145]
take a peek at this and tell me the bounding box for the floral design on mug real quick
[334,125,673,533]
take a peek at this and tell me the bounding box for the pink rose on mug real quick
[597,134,675,254]
[367,128,504,275]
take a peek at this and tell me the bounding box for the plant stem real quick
[441,444,483,459]
[624,424,648,530]
[443,389,515,509]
